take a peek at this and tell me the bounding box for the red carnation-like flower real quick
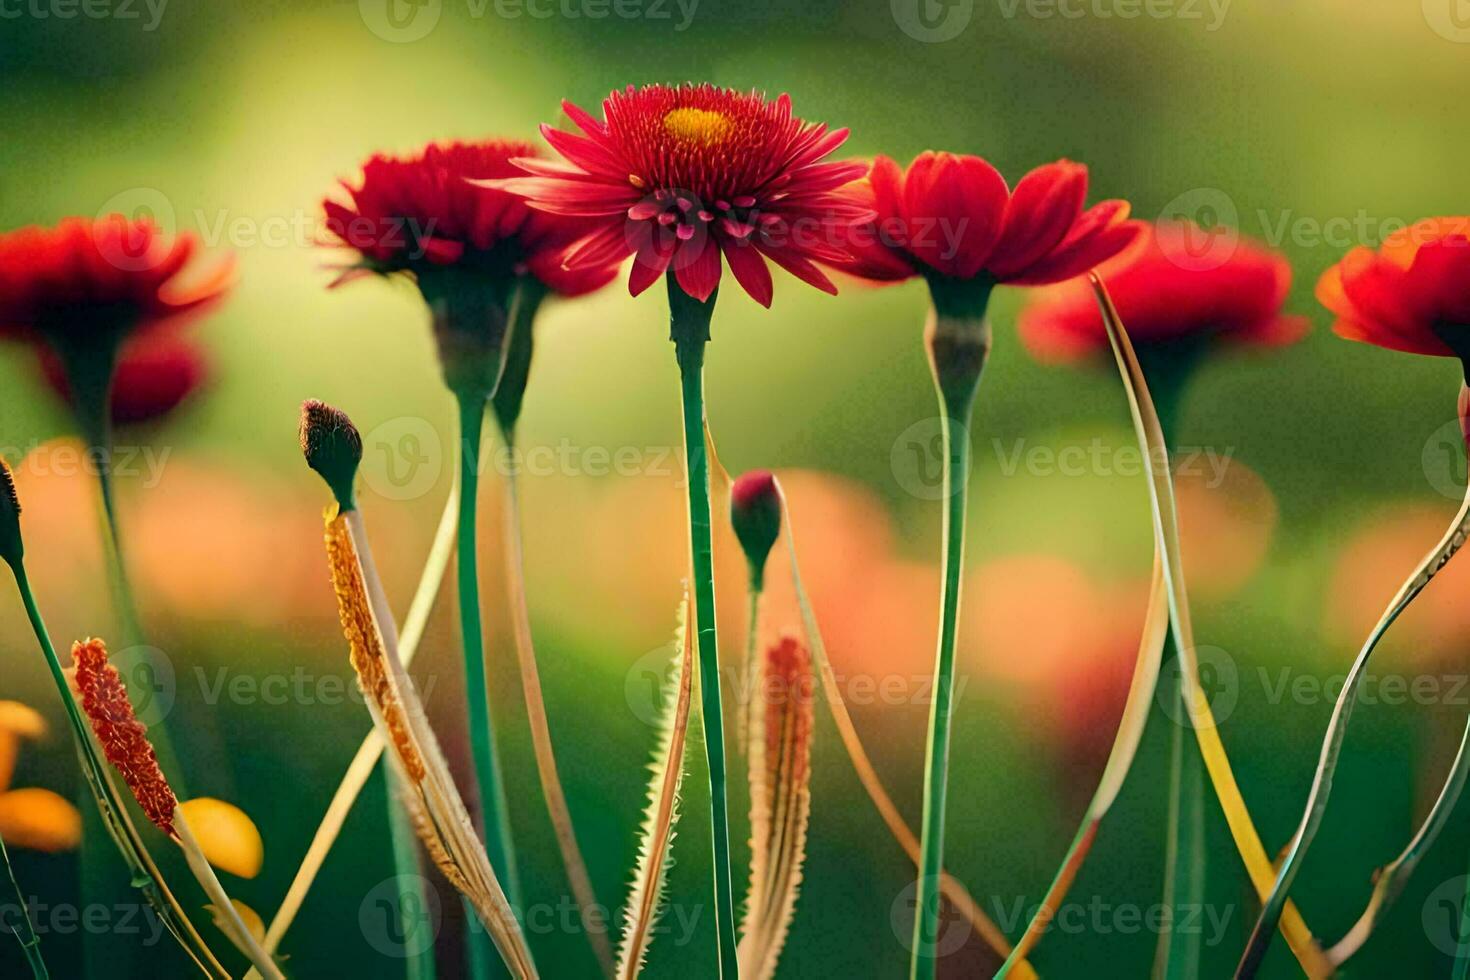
[1317,216,1470,358]
[69,637,179,837]
[40,332,208,425]
[1017,220,1309,363]
[490,83,871,307]
[830,153,1141,287]
[0,216,233,348]
[324,139,618,297]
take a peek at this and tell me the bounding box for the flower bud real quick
[730,470,783,590]
[299,399,362,511]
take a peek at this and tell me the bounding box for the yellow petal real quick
[206,899,266,946]
[0,788,82,852]
[0,701,46,739]
[177,798,263,879]
[0,733,16,794]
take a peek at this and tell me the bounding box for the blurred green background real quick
[3,1,1470,977]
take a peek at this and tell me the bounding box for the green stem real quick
[741,589,761,755]
[0,832,47,979]
[453,391,519,980]
[668,277,738,980]
[910,292,988,980]
[385,768,437,980]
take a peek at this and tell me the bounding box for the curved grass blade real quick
[999,554,1169,976]
[1327,715,1470,965]
[737,636,815,980]
[1236,484,1470,974]
[1088,273,1332,980]
[325,507,537,979]
[260,478,457,958]
[778,492,1036,979]
[616,593,695,979]
[502,467,615,976]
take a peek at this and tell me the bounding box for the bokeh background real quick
[2,1,1470,976]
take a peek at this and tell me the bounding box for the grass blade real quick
[1088,273,1332,979]
[616,593,695,979]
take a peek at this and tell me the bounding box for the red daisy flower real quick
[1017,220,1308,364]
[0,215,233,349]
[1317,216,1470,358]
[830,153,1142,288]
[40,332,208,425]
[489,83,871,308]
[324,139,619,297]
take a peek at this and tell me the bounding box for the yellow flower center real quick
[663,107,732,145]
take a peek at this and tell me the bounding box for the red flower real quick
[0,216,233,348]
[490,83,871,307]
[1017,220,1308,363]
[324,139,618,297]
[1317,216,1470,358]
[830,153,1141,286]
[40,332,208,425]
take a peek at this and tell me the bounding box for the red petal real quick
[721,237,773,308]
[987,160,1088,281]
[672,235,722,302]
[901,152,1009,279]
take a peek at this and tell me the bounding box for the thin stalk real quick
[175,810,285,980]
[261,478,457,956]
[9,564,227,979]
[454,391,519,980]
[1328,715,1470,965]
[1,831,47,978]
[668,278,738,979]
[500,458,614,976]
[741,589,760,755]
[1235,479,1470,978]
[1154,662,1205,980]
[910,292,988,980]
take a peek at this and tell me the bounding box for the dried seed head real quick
[69,638,178,837]
[300,399,362,511]
[730,470,783,591]
[0,458,21,570]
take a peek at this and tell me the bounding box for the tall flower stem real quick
[910,279,990,980]
[1,831,47,978]
[667,276,738,979]
[453,389,520,980]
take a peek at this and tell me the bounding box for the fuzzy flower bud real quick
[300,399,362,511]
[731,470,783,591]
